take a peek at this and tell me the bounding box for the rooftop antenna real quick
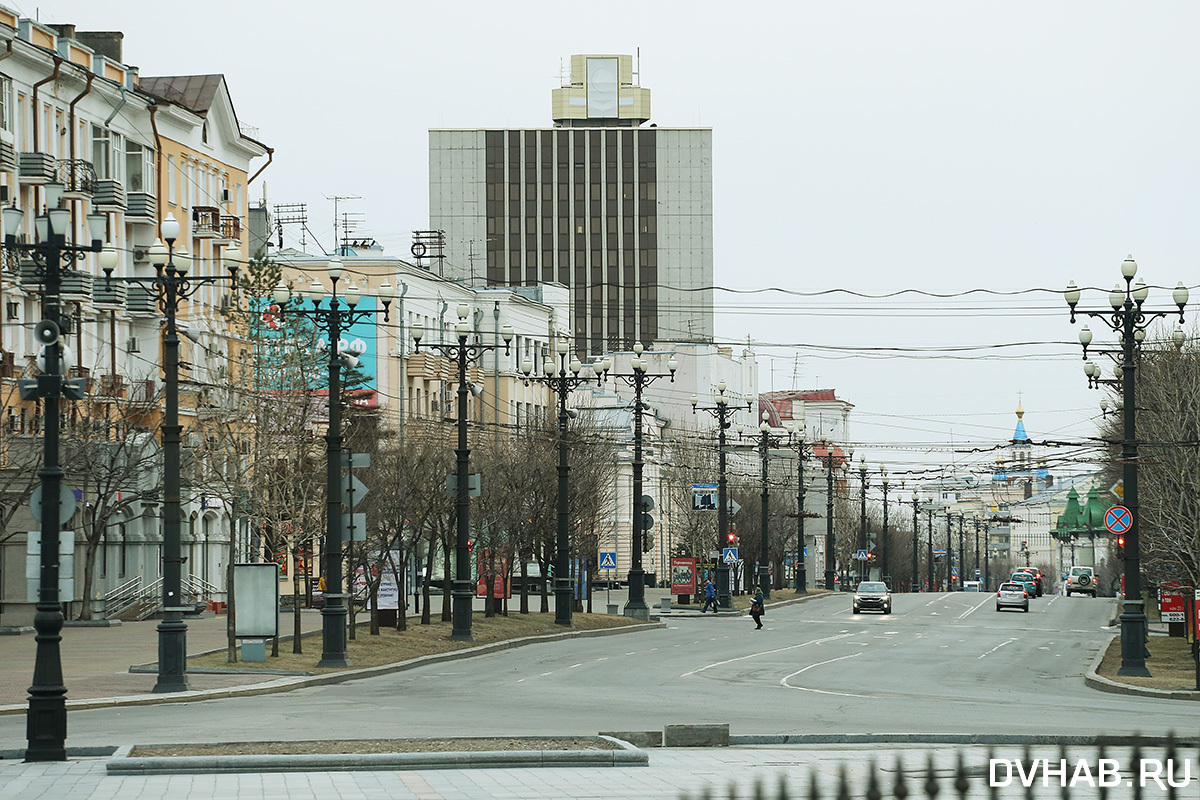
[791,354,801,389]
[326,194,361,256]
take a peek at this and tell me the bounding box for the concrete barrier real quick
[663,723,729,747]
[598,730,662,748]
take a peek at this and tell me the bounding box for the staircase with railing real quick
[101,575,144,619]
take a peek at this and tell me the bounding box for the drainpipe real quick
[247,148,273,184]
[148,101,163,227]
[67,72,95,166]
[103,82,127,126]
[32,56,64,151]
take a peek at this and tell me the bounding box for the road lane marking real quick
[780,653,867,698]
[924,596,943,607]
[680,632,855,678]
[957,595,992,619]
[978,638,1018,659]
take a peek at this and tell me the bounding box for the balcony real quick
[99,374,125,398]
[192,206,220,238]
[131,378,157,405]
[215,215,241,245]
[68,366,92,393]
[126,285,159,318]
[60,270,93,303]
[93,179,126,211]
[0,350,14,379]
[18,152,55,184]
[126,192,156,223]
[57,159,97,199]
[0,141,16,174]
[93,280,127,308]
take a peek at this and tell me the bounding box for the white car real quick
[996,582,1029,612]
[1065,566,1096,597]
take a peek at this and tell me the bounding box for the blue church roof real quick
[1013,419,1028,442]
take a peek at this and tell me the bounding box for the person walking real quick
[700,579,718,614]
[749,590,764,629]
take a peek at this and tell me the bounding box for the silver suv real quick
[1065,565,1096,597]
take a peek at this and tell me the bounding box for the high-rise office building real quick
[429,54,713,355]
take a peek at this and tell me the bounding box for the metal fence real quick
[686,739,1196,800]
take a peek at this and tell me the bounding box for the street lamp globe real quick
[1173,282,1189,309]
[345,283,361,307]
[222,247,242,274]
[1133,279,1149,303]
[1173,324,1186,348]
[327,255,343,281]
[149,239,168,268]
[173,247,191,276]
[98,244,119,273]
[272,282,290,305]
[457,302,470,321]
[1078,325,1092,346]
[1121,255,1137,279]
[160,212,181,244]
[521,358,533,376]
[307,281,323,304]
[1109,285,1124,310]
[377,280,395,301]
[556,338,569,355]
[633,342,644,356]
[455,319,470,338]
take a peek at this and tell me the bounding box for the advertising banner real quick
[670,557,697,595]
[1159,583,1185,623]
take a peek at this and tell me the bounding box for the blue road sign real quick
[856,549,869,561]
[599,551,617,570]
[722,547,739,565]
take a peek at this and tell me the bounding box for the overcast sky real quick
[27,0,1200,489]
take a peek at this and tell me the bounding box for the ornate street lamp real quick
[413,304,512,639]
[608,343,676,620]
[1065,256,1188,676]
[782,409,810,594]
[102,213,241,691]
[273,256,394,664]
[691,380,751,607]
[910,490,920,592]
[6,183,105,761]
[521,341,605,626]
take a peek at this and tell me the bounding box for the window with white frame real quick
[125,142,149,193]
[0,75,12,133]
[91,125,110,179]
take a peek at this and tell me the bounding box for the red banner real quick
[670,557,696,595]
[1159,582,1185,623]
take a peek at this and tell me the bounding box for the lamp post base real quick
[825,569,836,591]
[448,581,475,642]
[152,612,190,693]
[624,568,649,621]
[25,604,67,762]
[554,578,573,626]
[315,599,350,668]
[795,565,807,594]
[1117,600,1152,677]
[716,564,732,609]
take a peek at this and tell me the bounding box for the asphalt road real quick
[2,591,1190,748]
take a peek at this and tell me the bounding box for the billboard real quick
[671,557,697,596]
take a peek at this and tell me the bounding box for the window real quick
[0,76,11,132]
[126,142,147,193]
[167,155,175,204]
[91,125,111,179]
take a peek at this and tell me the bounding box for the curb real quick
[1083,632,1200,701]
[0,621,662,716]
[730,733,1200,747]
[105,736,647,775]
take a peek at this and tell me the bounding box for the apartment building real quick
[0,8,270,626]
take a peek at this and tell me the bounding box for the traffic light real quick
[1116,534,1125,559]
[467,539,474,553]
[726,531,737,545]
[643,532,654,552]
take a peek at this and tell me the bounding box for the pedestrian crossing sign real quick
[722,547,739,565]
[599,551,617,570]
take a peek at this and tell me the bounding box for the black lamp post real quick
[957,513,966,590]
[973,517,981,585]
[742,411,789,598]
[910,491,919,592]
[821,443,842,590]
[609,343,676,620]
[101,213,241,691]
[783,412,809,594]
[945,509,953,591]
[691,380,750,608]
[6,182,105,761]
[272,256,395,664]
[413,303,513,640]
[926,503,935,593]
[1066,257,1188,677]
[521,341,605,626]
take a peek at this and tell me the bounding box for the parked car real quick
[1065,565,1097,597]
[996,582,1030,612]
[852,581,892,614]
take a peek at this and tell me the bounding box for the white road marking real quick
[923,596,943,607]
[957,595,992,619]
[540,672,552,676]
[569,663,582,668]
[680,632,855,678]
[978,638,1018,659]
[780,653,868,698]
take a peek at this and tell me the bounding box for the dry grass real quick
[131,737,619,757]
[187,611,646,674]
[1096,634,1200,691]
